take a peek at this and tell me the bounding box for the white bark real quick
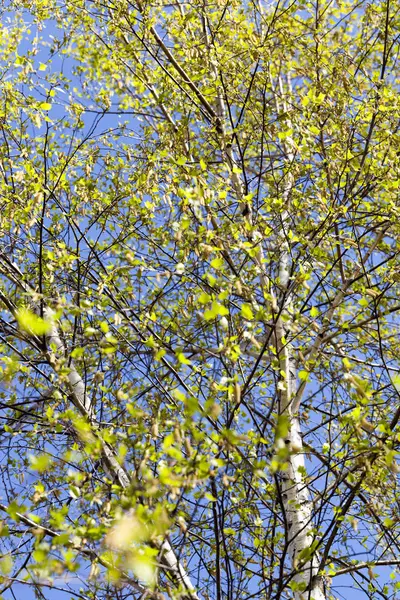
[45,308,92,415]
[274,77,326,600]
[275,256,325,598]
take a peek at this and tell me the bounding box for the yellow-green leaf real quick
[241,303,254,320]
[210,257,224,270]
[204,301,229,321]
[298,370,310,382]
[16,308,53,335]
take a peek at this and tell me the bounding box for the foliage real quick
[0,0,399,599]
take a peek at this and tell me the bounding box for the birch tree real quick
[0,1,400,599]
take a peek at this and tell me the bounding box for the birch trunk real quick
[276,319,325,599]
[274,77,326,600]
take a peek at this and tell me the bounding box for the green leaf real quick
[16,308,53,335]
[241,303,254,320]
[71,346,84,358]
[275,415,289,440]
[29,454,53,472]
[176,352,192,365]
[6,501,27,521]
[392,374,400,391]
[198,292,211,304]
[342,357,351,370]
[204,493,217,502]
[298,370,310,382]
[0,555,13,574]
[129,548,157,587]
[52,533,71,546]
[203,301,229,321]
[210,257,224,270]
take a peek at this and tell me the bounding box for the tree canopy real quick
[0,0,400,599]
